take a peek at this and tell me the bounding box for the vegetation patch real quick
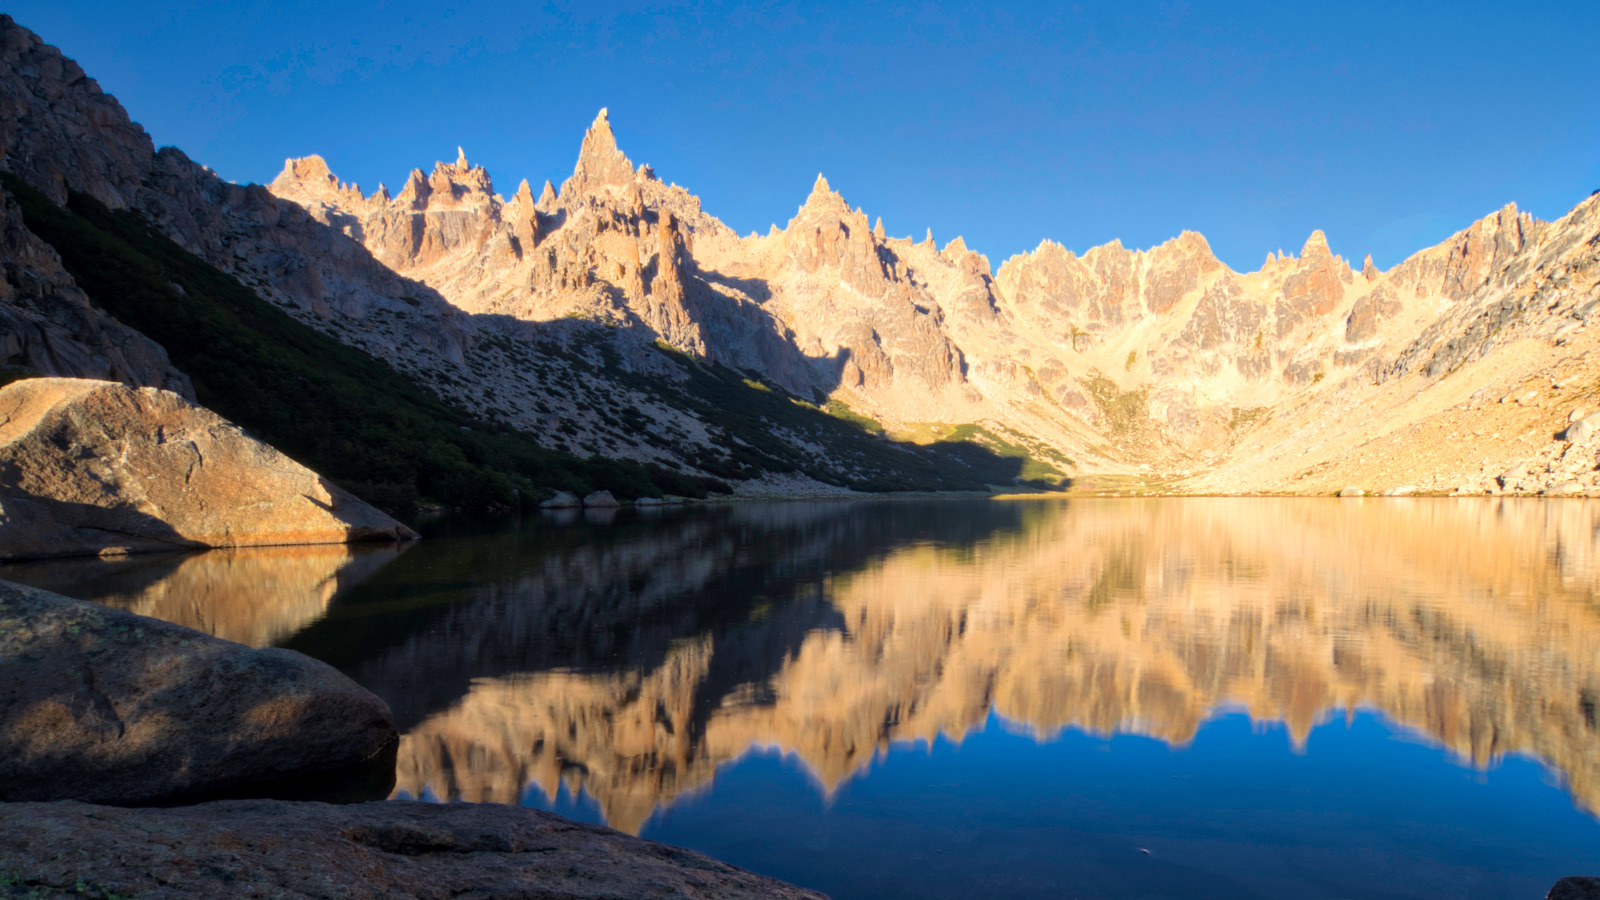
[1227,406,1269,431]
[892,421,1071,487]
[1080,373,1149,436]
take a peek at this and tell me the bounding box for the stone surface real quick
[1566,413,1600,444]
[0,798,828,899]
[0,185,192,396]
[582,489,620,508]
[0,579,396,805]
[1549,877,1600,900]
[537,489,581,509]
[0,378,416,560]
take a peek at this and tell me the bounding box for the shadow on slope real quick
[5,174,1058,506]
[2,173,722,508]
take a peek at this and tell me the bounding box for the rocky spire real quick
[562,108,636,196]
[456,146,468,169]
[654,211,685,305]
[1362,254,1379,281]
[1301,230,1332,259]
[874,217,885,240]
[511,178,534,207]
[396,168,430,210]
[801,173,847,214]
[538,180,557,207]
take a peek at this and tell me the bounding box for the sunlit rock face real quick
[0,379,416,560]
[388,499,1600,834]
[266,102,1600,487]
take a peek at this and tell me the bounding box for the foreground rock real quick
[0,378,416,560]
[0,799,828,899]
[0,580,396,805]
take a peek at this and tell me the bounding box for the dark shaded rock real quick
[0,799,829,899]
[582,489,620,508]
[0,579,396,805]
[1550,877,1600,900]
[538,489,582,509]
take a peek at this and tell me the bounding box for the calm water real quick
[8,498,1600,899]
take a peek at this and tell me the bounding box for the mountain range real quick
[2,13,1598,503]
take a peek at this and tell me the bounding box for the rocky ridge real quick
[2,12,1599,494]
[266,107,1600,494]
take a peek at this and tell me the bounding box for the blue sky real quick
[13,1,1599,271]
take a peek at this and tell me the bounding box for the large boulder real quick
[0,799,829,899]
[0,378,416,560]
[538,489,582,509]
[0,579,397,805]
[582,490,620,508]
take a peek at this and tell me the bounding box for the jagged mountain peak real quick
[799,173,849,215]
[1301,229,1332,259]
[511,178,534,207]
[269,155,369,205]
[562,107,636,196]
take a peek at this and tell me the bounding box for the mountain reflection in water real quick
[18,498,1599,848]
[365,498,1600,835]
[1,542,411,647]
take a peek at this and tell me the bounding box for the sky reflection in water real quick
[11,497,1600,899]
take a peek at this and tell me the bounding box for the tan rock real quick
[0,378,415,560]
[0,579,396,805]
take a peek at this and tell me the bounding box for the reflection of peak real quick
[389,499,1600,834]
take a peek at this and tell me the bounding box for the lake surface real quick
[9,498,1600,899]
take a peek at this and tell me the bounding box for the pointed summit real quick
[874,217,885,240]
[562,107,636,195]
[456,146,468,169]
[796,172,848,217]
[538,179,557,207]
[1301,230,1332,259]
[1362,253,1379,281]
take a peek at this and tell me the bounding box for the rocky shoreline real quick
[0,577,825,897]
[0,799,826,899]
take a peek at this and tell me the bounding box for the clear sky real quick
[12,1,1599,271]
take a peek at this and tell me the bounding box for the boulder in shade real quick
[0,579,397,805]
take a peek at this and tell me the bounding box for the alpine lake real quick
[9,497,1600,900]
